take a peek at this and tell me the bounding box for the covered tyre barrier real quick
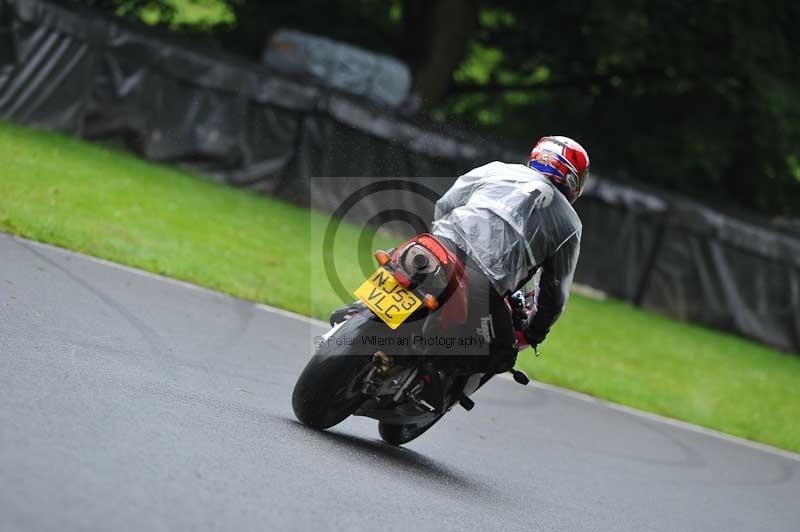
[1,0,798,353]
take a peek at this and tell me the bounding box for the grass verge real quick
[1,121,798,453]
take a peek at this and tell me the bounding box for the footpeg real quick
[509,368,530,385]
[459,395,475,411]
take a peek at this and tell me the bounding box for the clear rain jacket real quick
[431,161,582,345]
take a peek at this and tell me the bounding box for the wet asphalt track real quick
[1,233,798,532]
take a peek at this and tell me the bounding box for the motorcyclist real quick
[431,135,589,373]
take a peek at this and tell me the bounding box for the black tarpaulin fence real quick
[2,0,798,353]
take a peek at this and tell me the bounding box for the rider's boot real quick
[487,348,530,385]
[487,347,518,374]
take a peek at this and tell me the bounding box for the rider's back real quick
[432,161,582,295]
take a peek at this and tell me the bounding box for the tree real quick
[67,0,800,216]
[445,0,800,216]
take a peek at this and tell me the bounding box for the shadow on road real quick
[284,418,500,498]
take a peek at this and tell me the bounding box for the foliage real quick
[454,1,800,216]
[60,0,800,215]
[66,0,233,30]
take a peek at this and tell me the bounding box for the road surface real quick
[1,233,797,531]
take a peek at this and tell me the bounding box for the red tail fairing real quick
[377,233,469,327]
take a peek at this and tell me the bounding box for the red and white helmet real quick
[527,136,590,203]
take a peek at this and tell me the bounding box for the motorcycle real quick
[292,233,533,445]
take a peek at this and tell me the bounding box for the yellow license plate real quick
[354,268,422,329]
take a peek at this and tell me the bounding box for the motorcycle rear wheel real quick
[292,316,372,429]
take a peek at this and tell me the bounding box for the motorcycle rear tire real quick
[292,316,372,429]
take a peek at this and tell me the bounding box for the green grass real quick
[1,121,799,453]
[0,121,389,317]
[522,296,800,452]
